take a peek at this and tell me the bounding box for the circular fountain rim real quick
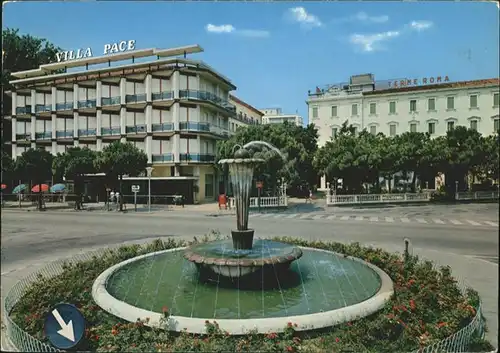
[218,158,266,165]
[92,246,394,335]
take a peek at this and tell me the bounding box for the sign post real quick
[256,181,263,213]
[131,185,140,212]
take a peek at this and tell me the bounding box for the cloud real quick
[286,7,322,29]
[348,20,433,52]
[408,20,433,31]
[205,24,270,38]
[349,31,400,52]
[333,11,389,24]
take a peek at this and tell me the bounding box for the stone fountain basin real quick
[92,246,394,335]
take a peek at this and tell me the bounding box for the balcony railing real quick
[179,90,236,112]
[179,153,216,163]
[56,102,73,111]
[35,104,52,113]
[15,133,31,140]
[101,96,121,106]
[78,99,97,109]
[125,93,146,103]
[152,91,174,101]
[126,125,146,134]
[179,121,210,132]
[152,123,174,132]
[15,106,32,115]
[56,130,74,138]
[152,154,173,163]
[35,132,52,140]
[78,129,97,137]
[236,112,259,125]
[101,127,121,136]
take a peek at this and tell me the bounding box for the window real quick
[389,124,396,136]
[312,107,318,119]
[428,122,436,134]
[389,101,396,114]
[331,106,337,117]
[369,103,376,115]
[204,174,214,198]
[494,118,499,132]
[370,125,377,135]
[470,120,478,131]
[409,100,417,112]
[447,96,455,110]
[447,121,455,131]
[428,98,436,111]
[410,123,417,133]
[494,93,499,107]
[469,95,478,108]
[351,104,358,116]
[331,127,338,138]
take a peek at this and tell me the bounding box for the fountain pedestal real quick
[231,229,255,250]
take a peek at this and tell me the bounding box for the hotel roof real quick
[364,78,500,95]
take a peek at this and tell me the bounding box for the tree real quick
[2,28,63,155]
[217,122,319,195]
[95,142,148,211]
[15,148,53,210]
[52,147,97,210]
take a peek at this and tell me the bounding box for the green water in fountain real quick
[106,244,381,319]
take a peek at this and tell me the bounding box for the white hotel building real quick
[307,73,500,190]
[260,108,304,126]
[6,44,261,203]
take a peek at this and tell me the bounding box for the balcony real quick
[125,93,146,104]
[15,133,31,141]
[78,129,97,137]
[35,104,52,113]
[15,106,32,115]
[236,112,259,125]
[101,96,121,106]
[126,125,146,134]
[35,131,52,140]
[152,154,173,163]
[179,153,216,163]
[56,130,74,138]
[152,91,173,101]
[179,90,236,113]
[77,99,97,109]
[101,127,121,136]
[56,102,73,111]
[152,123,174,132]
[179,121,210,132]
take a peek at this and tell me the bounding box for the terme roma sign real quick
[388,76,450,88]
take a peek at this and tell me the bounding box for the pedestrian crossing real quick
[249,213,499,228]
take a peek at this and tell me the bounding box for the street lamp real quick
[146,167,154,212]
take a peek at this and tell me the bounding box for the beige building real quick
[228,94,263,132]
[6,43,261,203]
[260,108,303,126]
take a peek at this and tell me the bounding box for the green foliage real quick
[315,121,498,193]
[15,148,53,185]
[95,142,148,178]
[217,122,319,191]
[52,147,97,181]
[9,235,493,353]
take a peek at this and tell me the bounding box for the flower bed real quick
[7,235,494,353]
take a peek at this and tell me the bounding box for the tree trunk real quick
[38,185,43,211]
[119,174,123,211]
[411,172,417,193]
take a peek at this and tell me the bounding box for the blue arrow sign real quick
[44,303,85,350]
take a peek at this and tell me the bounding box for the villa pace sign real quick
[55,40,137,62]
[388,76,450,88]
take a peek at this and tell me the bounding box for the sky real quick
[3,1,499,125]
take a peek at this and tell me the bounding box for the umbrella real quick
[13,184,27,194]
[1,184,6,190]
[50,183,66,193]
[32,184,49,193]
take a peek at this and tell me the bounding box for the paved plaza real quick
[1,204,498,348]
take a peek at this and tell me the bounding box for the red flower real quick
[287,346,294,352]
[287,322,293,328]
[335,337,340,343]
[205,320,210,324]
[94,335,99,341]
[347,322,352,326]
[409,299,416,310]
[131,343,136,347]
[387,313,395,319]
[162,306,169,313]
[437,322,447,328]
[111,328,118,335]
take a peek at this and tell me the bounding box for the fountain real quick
[92,141,393,335]
[183,144,303,279]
